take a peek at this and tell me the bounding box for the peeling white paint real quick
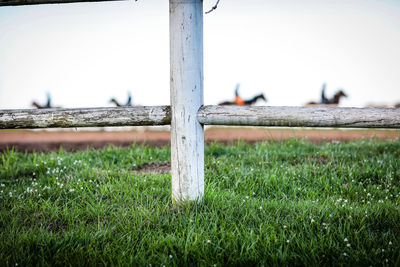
[170,0,204,203]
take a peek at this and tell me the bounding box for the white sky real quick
[0,0,399,109]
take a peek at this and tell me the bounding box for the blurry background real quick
[0,0,399,109]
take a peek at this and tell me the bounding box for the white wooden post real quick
[170,0,204,203]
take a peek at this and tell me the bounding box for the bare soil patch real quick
[132,162,171,174]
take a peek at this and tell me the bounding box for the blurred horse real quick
[31,92,60,109]
[109,92,132,107]
[306,84,347,106]
[219,84,267,106]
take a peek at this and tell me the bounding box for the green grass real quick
[0,139,399,266]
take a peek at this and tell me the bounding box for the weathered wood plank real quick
[0,106,171,129]
[198,106,400,128]
[1,105,399,130]
[170,0,204,203]
[0,0,123,6]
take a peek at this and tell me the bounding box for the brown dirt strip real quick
[0,128,399,152]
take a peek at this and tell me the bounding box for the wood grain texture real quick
[170,0,204,203]
[198,106,400,128]
[2,106,399,129]
[2,105,399,129]
[0,106,171,129]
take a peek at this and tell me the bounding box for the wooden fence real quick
[1,0,399,203]
[1,106,400,129]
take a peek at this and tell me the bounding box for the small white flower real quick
[343,252,347,256]
[283,225,287,229]
[347,243,351,247]
[207,240,211,243]
[169,255,172,258]
[344,238,348,242]
[389,241,392,245]
[382,249,385,252]
[286,240,290,243]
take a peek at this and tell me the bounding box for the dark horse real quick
[31,92,60,109]
[307,83,347,105]
[109,92,132,107]
[219,84,267,105]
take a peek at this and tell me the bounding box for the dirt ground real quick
[0,127,399,152]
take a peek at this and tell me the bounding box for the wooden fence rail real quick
[1,106,399,129]
[0,106,171,129]
[198,106,400,128]
[0,0,122,6]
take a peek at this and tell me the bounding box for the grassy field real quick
[0,139,399,266]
